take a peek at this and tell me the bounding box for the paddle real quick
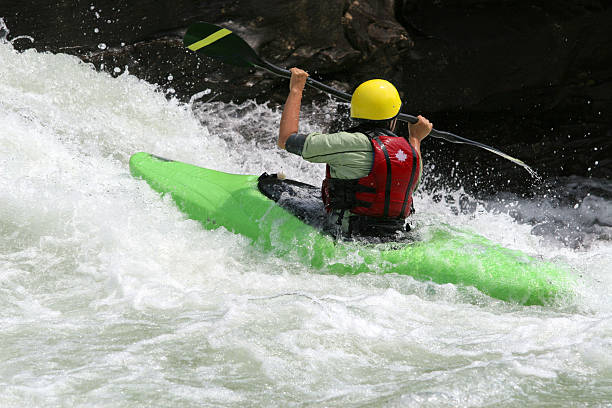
[184,22,537,176]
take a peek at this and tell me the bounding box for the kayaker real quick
[278,67,432,238]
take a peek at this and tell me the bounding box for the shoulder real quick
[300,131,373,162]
[305,131,371,150]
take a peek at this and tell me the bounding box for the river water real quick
[1,40,611,407]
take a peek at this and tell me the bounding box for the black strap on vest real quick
[371,136,392,218]
[325,178,374,209]
[399,142,418,217]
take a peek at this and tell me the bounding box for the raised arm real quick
[408,115,433,159]
[278,67,309,149]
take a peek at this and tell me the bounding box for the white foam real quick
[1,40,611,406]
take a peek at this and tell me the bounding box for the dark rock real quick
[392,0,612,186]
[2,0,610,188]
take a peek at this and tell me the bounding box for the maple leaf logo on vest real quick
[395,149,407,162]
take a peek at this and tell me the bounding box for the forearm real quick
[410,136,424,190]
[407,115,431,161]
[278,89,303,149]
[409,136,422,159]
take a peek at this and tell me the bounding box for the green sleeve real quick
[300,131,374,179]
[301,131,372,163]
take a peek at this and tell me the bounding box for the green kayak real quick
[129,152,575,305]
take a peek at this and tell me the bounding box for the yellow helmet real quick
[350,79,401,120]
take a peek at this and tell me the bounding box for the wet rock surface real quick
[3,0,610,188]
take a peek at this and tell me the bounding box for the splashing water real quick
[1,40,611,407]
[524,164,541,181]
[0,17,34,45]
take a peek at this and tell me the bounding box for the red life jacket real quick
[321,128,420,219]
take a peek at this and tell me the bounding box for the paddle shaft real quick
[259,59,471,144]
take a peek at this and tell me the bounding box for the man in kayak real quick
[278,67,433,238]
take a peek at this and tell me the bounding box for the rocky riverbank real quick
[2,0,610,188]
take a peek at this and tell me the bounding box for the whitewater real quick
[1,40,611,407]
